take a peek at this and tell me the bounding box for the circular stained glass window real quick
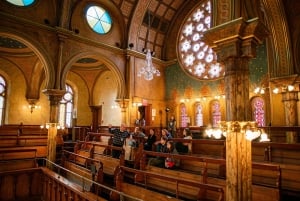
[6,0,35,6]
[177,0,224,80]
[86,5,112,35]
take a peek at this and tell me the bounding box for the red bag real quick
[165,157,175,169]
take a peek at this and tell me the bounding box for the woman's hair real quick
[167,141,175,152]
[162,129,169,134]
[184,128,192,136]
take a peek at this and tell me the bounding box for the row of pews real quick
[1,125,300,200]
[62,131,293,201]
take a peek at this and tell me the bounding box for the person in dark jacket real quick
[144,128,157,151]
[108,123,129,158]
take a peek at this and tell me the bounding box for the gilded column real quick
[42,89,66,166]
[282,91,298,143]
[203,18,269,201]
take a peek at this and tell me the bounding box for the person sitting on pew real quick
[108,123,129,158]
[131,127,146,147]
[175,128,192,154]
[162,128,172,139]
[165,140,180,169]
[148,136,168,168]
[144,128,157,151]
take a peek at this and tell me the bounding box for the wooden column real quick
[42,89,65,165]
[224,121,252,201]
[282,91,298,143]
[203,18,269,201]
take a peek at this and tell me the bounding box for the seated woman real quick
[148,136,168,168]
[165,141,180,169]
[176,128,192,154]
[144,128,156,151]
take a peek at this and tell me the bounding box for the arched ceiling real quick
[0,0,299,69]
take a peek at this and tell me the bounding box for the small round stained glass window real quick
[6,0,35,6]
[86,5,112,35]
[178,0,224,80]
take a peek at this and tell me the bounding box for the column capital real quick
[116,98,130,109]
[203,17,269,61]
[42,89,66,105]
[282,91,299,102]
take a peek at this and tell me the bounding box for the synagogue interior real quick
[0,0,300,201]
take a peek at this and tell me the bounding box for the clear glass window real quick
[59,84,74,128]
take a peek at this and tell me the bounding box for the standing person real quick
[168,115,177,137]
[108,123,129,158]
[144,128,157,151]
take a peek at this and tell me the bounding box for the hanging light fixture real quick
[137,10,160,81]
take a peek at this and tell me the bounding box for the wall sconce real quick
[40,123,65,130]
[180,98,190,103]
[205,121,270,142]
[28,103,40,113]
[254,87,266,94]
[111,104,119,109]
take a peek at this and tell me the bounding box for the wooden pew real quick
[61,150,103,192]
[111,166,224,201]
[85,132,113,144]
[140,150,281,201]
[67,142,125,187]
[0,148,38,172]
[41,167,108,201]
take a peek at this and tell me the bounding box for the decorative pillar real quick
[116,98,129,125]
[42,89,65,165]
[203,18,269,201]
[282,91,298,143]
[224,122,252,201]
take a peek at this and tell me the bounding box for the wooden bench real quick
[85,132,113,144]
[65,143,124,187]
[61,150,103,192]
[0,148,38,172]
[41,167,108,201]
[141,150,280,201]
[114,166,224,201]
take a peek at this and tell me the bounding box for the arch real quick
[261,0,293,77]
[0,29,55,89]
[61,51,126,102]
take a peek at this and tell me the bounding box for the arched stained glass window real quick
[180,103,188,127]
[0,76,7,126]
[252,97,265,126]
[178,0,224,80]
[86,5,112,34]
[195,102,203,126]
[59,84,74,128]
[211,100,221,127]
[6,0,35,6]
